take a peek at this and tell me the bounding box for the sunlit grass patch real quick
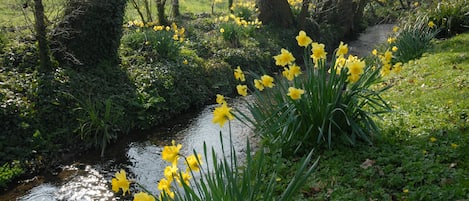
[302,33,469,201]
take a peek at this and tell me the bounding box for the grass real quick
[293,33,469,200]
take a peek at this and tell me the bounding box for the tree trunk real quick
[33,0,50,72]
[144,0,153,22]
[172,0,180,17]
[51,0,127,67]
[156,0,168,25]
[257,0,294,28]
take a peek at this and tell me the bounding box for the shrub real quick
[426,0,469,38]
[0,162,23,188]
[234,31,392,155]
[121,28,182,61]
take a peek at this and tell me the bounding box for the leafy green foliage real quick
[121,28,181,61]
[0,162,23,188]
[425,0,469,38]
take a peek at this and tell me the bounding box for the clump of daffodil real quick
[372,49,402,76]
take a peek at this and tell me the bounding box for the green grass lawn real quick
[300,33,469,200]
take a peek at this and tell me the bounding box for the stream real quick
[1,24,394,201]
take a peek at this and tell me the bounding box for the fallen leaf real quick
[360,159,375,169]
[449,163,457,168]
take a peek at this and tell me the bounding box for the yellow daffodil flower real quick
[164,165,179,182]
[234,66,246,82]
[260,75,275,88]
[186,154,202,172]
[133,192,155,201]
[273,48,295,67]
[216,94,226,105]
[111,169,131,196]
[392,46,398,52]
[337,41,348,56]
[428,21,435,28]
[212,103,234,127]
[295,30,312,47]
[236,84,248,96]
[287,87,305,100]
[311,42,327,64]
[162,140,182,165]
[254,79,265,91]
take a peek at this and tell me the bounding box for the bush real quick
[235,31,391,155]
[426,0,469,38]
[0,162,23,189]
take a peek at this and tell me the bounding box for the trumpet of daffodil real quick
[254,79,264,91]
[237,84,248,96]
[287,87,305,100]
[164,165,179,182]
[212,103,234,127]
[162,140,182,165]
[216,94,226,104]
[337,41,348,57]
[260,75,275,88]
[133,192,155,201]
[234,66,246,82]
[311,42,327,65]
[273,48,295,66]
[111,169,131,196]
[295,30,312,47]
[186,154,202,172]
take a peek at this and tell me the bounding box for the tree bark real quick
[33,0,51,72]
[172,0,180,17]
[257,0,294,28]
[156,0,168,25]
[51,0,127,67]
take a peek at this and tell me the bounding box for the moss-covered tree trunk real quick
[33,0,51,72]
[257,0,294,28]
[50,0,126,67]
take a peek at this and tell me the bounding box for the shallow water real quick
[348,24,395,57]
[8,97,253,201]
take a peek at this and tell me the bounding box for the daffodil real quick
[254,79,264,91]
[430,137,437,142]
[289,64,302,77]
[158,178,171,192]
[282,68,293,81]
[212,103,234,127]
[372,49,378,56]
[162,140,182,165]
[392,62,402,73]
[237,84,248,96]
[260,75,275,88]
[392,46,398,52]
[428,21,435,28]
[346,57,365,75]
[216,94,226,105]
[451,143,458,148]
[287,87,305,100]
[387,37,396,44]
[393,26,399,33]
[220,28,225,33]
[164,165,179,182]
[295,30,312,47]
[337,41,348,56]
[111,169,131,196]
[311,42,327,65]
[273,48,295,66]
[234,66,245,82]
[133,192,155,201]
[176,171,192,186]
[186,154,202,172]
